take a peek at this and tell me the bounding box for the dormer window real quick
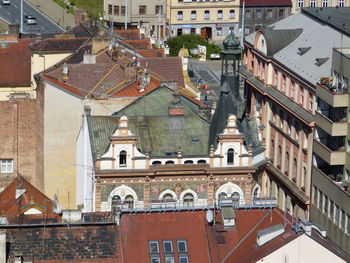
[227,148,234,165]
[119,150,127,167]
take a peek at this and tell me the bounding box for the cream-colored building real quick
[166,0,240,41]
[291,0,350,13]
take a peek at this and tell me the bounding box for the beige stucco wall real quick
[291,0,350,13]
[0,86,35,101]
[44,81,134,209]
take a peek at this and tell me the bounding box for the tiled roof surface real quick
[119,209,300,263]
[114,29,140,40]
[0,176,53,216]
[241,0,291,6]
[29,37,88,52]
[123,39,151,50]
[0,38,34,86]
[137,48,165,57]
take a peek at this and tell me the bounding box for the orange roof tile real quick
[123,39,151,50]
[114,29,140,40]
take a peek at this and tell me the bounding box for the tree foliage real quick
[167,34,221,59]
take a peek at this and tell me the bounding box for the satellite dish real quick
[206,210,214,225]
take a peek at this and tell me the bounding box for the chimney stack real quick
[62,63,69,81]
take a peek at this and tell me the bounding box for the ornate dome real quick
[223,32,241,50]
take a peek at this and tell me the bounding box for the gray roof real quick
[245,11,350,85]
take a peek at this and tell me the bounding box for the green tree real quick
[167,34,221,59]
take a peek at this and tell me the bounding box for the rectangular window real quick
[191,10,196,20]
[298,0,304,8]
[0,159,13,173]
[163,241,173,253]
[179,257,189,263]
[204,10,210,20]
[177,240,187,253]
[165,257,175,263]
[217,10,223,19]
[151,257,160,263]
[318,190,323,210]
[149,241,159,254]
[244,27,250,35]
[323,0,328,7]
[312,185,317,204]
[340,209,345,230]
[177,11,183,20]
[121,6,126,16]
[155,5,163,15]
[267,9,272,18]
[229,10,235,19]
[310,0,316,7]
[339,0,345,7]
[323,195,328,214]
[347,214,350,234]
[216,27,222,36]
[139,5,147,15]
[335,205,340,226]
[114,6,119,15]
[245,10,251,19]
[256,10,262,18]
[279,9,284,17]
[108,4,112,15]
[309,93,313,111]
[329,200,334,221]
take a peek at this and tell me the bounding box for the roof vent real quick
[62,63,69,80]
[256,224,285,247]
[315,57,329,67]
[83,52,96,64]
[297,47,311,56]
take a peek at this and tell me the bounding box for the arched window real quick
[271,140,275,161]
[277,146,282,168]
[165,160,174,165]
[218,192,227,200]
[227,148,234,165]
[184,160,194,164]
[284,152,289,175]
[124,195,134,208]
[162,193,174,201]
[111,195,121,211]
[293,158,297,182]
[197,159,206,164]
[119,150,127,167]
[253,187,259,198]
[152,161,161,165]
[183,193,194,206]
[232,192,240,206]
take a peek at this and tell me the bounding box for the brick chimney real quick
[124,62,138,82]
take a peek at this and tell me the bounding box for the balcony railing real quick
[112,196,277,213]
[315,111,347,136]
[319,78,348,95]
[316,80,348,107]
[313,139,346,165]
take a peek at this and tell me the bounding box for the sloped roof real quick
[241,0,291,6]
[0,176,53,217]
[245,11,350,85]
[209,75,260,150]
[29,37,88,52]
[114,29,140,40]
[0,38,34,86]
[123,39,151,50]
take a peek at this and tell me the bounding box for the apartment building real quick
[240,7,350,254]
[292,0,350,13]
[240,0,292,36]
[311,46,350,254]
[104,0,166,40]
[166,0,240,41]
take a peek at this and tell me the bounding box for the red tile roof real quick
[114,29,140,40]
[138,48,165,57]
[0,38,34,86]
[241,0,291,6]
[119,208,302,263]
[111,76,161,97]
[123,39,151,50]
[0,176,54,217]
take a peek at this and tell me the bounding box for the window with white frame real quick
[204,10,210,20]
[216,27,222,36]
[190,10,196,20]
[256,9,262,18]
[0,159,13,173]
[163,241,173,253]
[165,257,175,263]
[298,0,304,8]
[177,240,187,253]
[151,257,160,263]
[119,150,127,167]
[244,27,250,35]
[312,185,317,203]
[323,0,328,7]
[323,195,328,214]
[149,241,159,254]
[217,10,223,19]
[177,11,183,20]
[340,209,345,230]
[229,10,235,19]
[310,0,316,6]
[179,256,189,263]
[318,190,323,210]
[339,0,345,7]
[329,200,334,220]
[267,9,272,18]
[335,205,340,226]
